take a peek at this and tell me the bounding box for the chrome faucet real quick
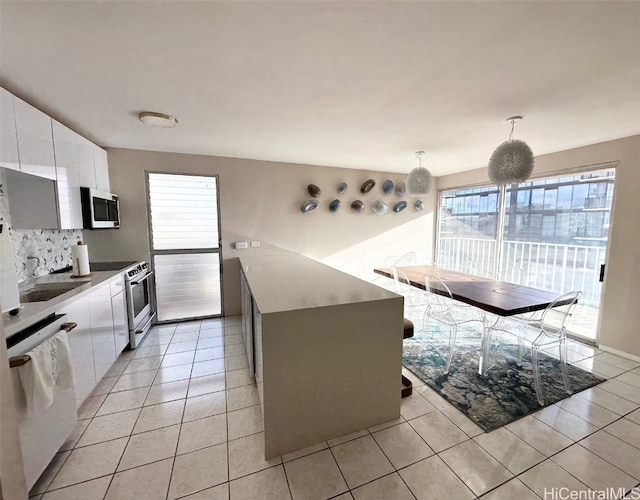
[26,255,41,271]
[19,255,41,290]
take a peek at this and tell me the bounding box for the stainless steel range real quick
[124,262,155,348]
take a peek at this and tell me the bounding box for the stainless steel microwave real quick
[80,187,120,229]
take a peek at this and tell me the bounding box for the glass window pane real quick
[437,186,499,276]
[488,193,497,212]
[479,195,488,213]
[154,253,221,321]
[572,184,588,208]
[542,216,555,237]
[471,195,480,213]
[531,188,544,207]
[557,186,572,210]
[148,174,219,250]
[544,188,558,210]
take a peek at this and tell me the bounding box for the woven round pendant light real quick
[406,151,433,197]
[488,116,534,185]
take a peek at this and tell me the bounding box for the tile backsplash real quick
[0,168,83,282]
[10,229,83,282]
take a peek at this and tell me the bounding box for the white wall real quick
[83,149,437,316]
[437,135,640,357]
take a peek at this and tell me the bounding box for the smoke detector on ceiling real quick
[138,111,179,128]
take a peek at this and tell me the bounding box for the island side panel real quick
[261,296,403,458]
[253,300,264,413]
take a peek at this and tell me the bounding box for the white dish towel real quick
[17,330,74,414]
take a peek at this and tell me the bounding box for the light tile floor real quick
[29,317,640,499]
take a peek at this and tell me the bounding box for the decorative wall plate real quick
[360,179,376,194]
[300,200,319,213]
[351,200,365,213]
[337,182,348,194]
[329,199,341,212]
[371,199,388,215]
[396,182,407,196]
[393,201,408,213]
[382,180,394,195]
[308,184,321,198]
[415,200,425,212]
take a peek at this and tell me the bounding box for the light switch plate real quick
[235,241,248,249]
[250,241,261,247]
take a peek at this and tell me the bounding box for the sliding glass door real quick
[147,173,223,322]
[436,165,616,341]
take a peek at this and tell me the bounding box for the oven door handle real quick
[130,271,153,286]
[135,313,156,335]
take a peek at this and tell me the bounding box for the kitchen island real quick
[240,250,403,458]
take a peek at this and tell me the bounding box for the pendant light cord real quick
[509,119,516,141]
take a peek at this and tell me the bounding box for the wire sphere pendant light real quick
[488,116,534,185]
[407,151,433,196]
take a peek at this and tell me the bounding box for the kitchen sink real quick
[19,282,85,303]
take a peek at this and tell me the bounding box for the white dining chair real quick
[369,255,403,290]
[392,251,417,268]
[489,290,582,405]
[420,276,482,374]
[389,267,431,323]
[370,253,418,290]
[498,266,544,324]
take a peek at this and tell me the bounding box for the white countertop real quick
[240,251,400,314]
[2,262,140,339]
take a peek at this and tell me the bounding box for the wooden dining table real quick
[373,265,563,375]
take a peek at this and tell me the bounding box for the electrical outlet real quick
[234,241,248,250]
[250,241,261,247]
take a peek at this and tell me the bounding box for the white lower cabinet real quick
[58,275,128,408]
[112,287,129,354]
[57,296,95,409]
[88,283,117,383]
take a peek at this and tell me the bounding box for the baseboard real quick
[598,344,640,363]
[567,332,598,347]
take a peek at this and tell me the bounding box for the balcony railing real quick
[437,238,605,307]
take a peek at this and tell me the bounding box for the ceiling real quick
[1,1,639,176]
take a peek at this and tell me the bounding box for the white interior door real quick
[147,173,223,322]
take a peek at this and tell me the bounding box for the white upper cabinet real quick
[4,168,60,229]
[52,120,83,229]
[93,145,110,192]
[13,96,56,180]
[76,134,96,189]
[0,88,20,171]
[2,88,112,226]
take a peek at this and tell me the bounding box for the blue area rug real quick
[402,333,606,432]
